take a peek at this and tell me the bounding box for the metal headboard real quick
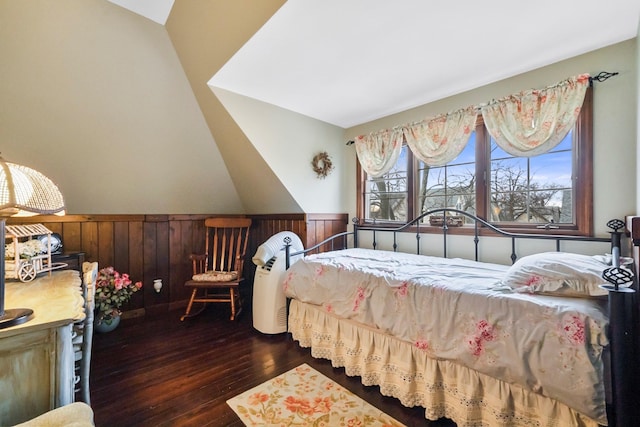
[286,208,615,267]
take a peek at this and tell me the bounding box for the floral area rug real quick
[227,363,406,426]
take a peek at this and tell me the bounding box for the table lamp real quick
[0,156,65,329]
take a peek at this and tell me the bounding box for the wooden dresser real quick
[0,270,84,425]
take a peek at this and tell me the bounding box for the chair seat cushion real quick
[192,270,238,282]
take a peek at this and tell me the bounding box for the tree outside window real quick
[364,145,408,222]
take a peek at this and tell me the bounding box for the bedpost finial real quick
[602,267,634,291]
[606,218,625,233]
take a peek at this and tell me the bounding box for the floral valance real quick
[481,74,590,157]
[354,107,477,175]
[352,73,590,173]
[354,128,403,177]
[404,106,477,166]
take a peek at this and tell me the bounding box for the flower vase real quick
[95,313,121,333]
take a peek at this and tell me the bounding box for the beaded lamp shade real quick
[0,157,65,217]
[0,156,65,328]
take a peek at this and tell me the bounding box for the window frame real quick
[356,88,593,236]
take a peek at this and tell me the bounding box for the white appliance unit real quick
[252,231,303,334]
[252,252,288,334]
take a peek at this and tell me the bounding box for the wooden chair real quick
[181,218,251,321]
[73,261,98,404]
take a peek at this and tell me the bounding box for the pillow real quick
[192,270,238,282]
[502,252,632,297]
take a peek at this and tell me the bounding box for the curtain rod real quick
[589,71,618,86]
[346,71,619,146]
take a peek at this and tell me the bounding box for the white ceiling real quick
[209,0,640,128]
[108,0,640,128]
[107,0,174,25]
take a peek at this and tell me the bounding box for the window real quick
[488,132,573,224]
[364,145,409,222]
[357,89,593,235]
[418,134,477,218]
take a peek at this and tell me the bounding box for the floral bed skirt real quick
[287,299,601,427]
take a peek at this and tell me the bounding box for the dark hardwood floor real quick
[90,305,456,427]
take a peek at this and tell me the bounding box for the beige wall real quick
[0,0,243,214]
[346,40,638,236]
[212,88,348,213]
[166,0,307,214]
[167,0,352,214]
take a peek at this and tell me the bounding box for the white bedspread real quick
[283,248,609,424]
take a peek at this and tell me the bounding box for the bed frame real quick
[283,208,638,427]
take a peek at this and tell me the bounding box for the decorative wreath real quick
[311,151,334,179]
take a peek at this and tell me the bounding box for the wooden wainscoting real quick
[8,213,348,318]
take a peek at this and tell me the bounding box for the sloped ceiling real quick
[112,0,639,128]
[209,0,640,128]
[120,0,640,216]
[166,0,305,214]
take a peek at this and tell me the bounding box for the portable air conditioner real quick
[252,253,288,334]
[252,231,303,334]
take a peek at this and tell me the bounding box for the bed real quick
[280,209,637,427]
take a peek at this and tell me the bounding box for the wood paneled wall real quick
[8,213,348,317]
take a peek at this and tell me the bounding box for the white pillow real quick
[502,252,632,297]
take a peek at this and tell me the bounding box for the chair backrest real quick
[83,262,99,312]
[203,217,252,277]
[78,261,98,404]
